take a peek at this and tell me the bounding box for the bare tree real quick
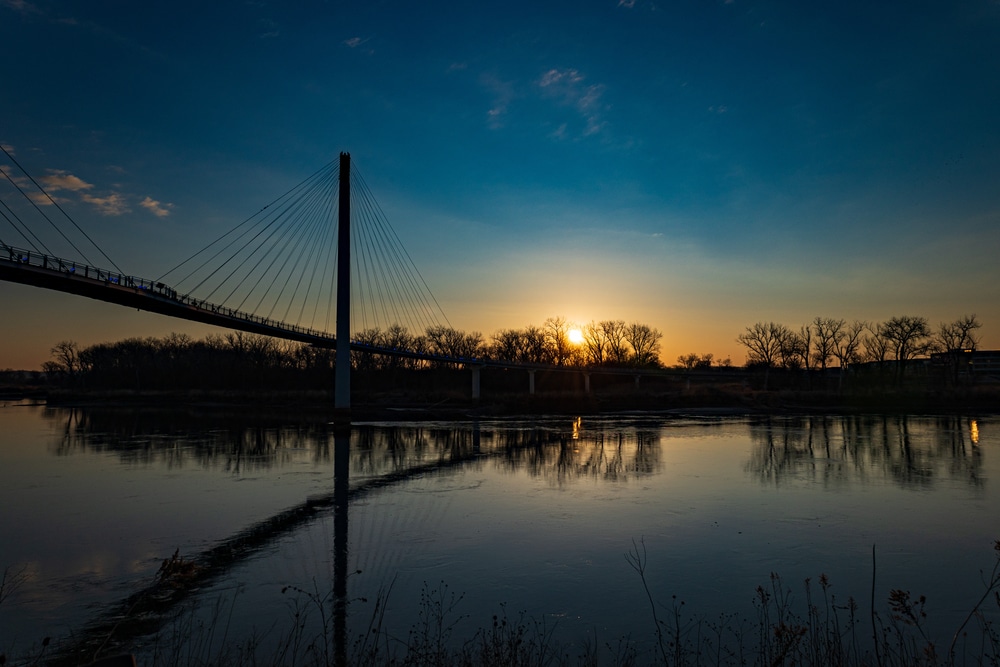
[812,317,845,370]
[934,314,982,353]
[736,322,788,368]
[625,322,662,366]
[46,341,81,377]
[425,325,485,363]
[799,324,814,372]
[522,324,550,364]
[602,320,630,365]
[544,316,573,366]
[677,353,714,370]
[581,321,608,366]
[862,322,891,368]
[491,328,525,362]
[933,314,983,385]
[779,328,808,370]
[834,320,867,368]
[881,315,931,383]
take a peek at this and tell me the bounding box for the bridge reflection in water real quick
[7,408,994,664]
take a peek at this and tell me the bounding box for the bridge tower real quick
[335,152,351,412]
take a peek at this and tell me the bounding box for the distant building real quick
[929,349,1000,381]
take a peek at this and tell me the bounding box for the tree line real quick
[353,317,662,370]
[734,314,982,384]
[42,317,665,389]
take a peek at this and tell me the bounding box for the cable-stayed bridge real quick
[2,149,630,406]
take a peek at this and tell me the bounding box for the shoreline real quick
[3,385,998,420]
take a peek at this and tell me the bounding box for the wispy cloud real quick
[26,191,61,205]
[480,73,516,130]
[140,196,173,218]
[40,169,93,192]
[538,68,608,137]
[35,168,135,215]
[258,18,279,39]
[1,0,38,14]
[81,192,129,216]
[618,0,636,7]
[343,36,374,55]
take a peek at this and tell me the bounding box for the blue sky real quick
[2,0,1000,369]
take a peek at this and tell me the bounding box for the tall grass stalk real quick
[11,538,1000,666]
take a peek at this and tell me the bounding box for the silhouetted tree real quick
[736,322,787,368]
[46,340,82,377]
[625,322,662,366]
[779,328,808,370]
[934,314,982,353]
[812,317,844,371]
[834,320,866,368]
[522,324,549,364]
[581,321,608,366]
[862,322,891,365]
[490,328,528,363]
[932,314,982,385]
[602,320,630,365]
[881,315,931,384]
[425,325,484,364]
[544,316,573,366]
[677,353,714,369]
[799,324,814,372]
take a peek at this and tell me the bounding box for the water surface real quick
[0,403,996,660]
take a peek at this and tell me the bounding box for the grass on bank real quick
[5,539,998,667]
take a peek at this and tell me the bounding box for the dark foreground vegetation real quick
[5,540,999,667]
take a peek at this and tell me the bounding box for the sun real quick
[568,328,584,345]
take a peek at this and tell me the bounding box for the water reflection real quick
[746,415,984,489]
[41,408,663,485]
[5,407,995,662]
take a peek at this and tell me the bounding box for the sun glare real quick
[568,328,584,345]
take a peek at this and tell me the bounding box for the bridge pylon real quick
[334,152,351,415]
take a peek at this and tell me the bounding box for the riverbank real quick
[4,382,998,420]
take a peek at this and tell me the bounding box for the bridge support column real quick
[471,366,481,400]
[528,370,536,395]
[634,375,641,389]
[583,372,591,394]
[334,152,351,414]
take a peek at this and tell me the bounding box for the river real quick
[0,401,996,664]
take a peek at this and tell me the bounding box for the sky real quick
[2,0,1000,370]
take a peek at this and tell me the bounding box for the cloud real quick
[81,192,129,216]
[342,36,374,55]
[1,0,38,14]
[480,73,516,129]
[1,143,15,156]
[618,0,636,7]
[27,191,64,206]
[538,68,608,137]
[40,169,93,192]
[539,68,584,88]
[257,18,279,39]
[140,196,173,218]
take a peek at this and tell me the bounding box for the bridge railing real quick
[3,244,158,290]
[1,243,337,342]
